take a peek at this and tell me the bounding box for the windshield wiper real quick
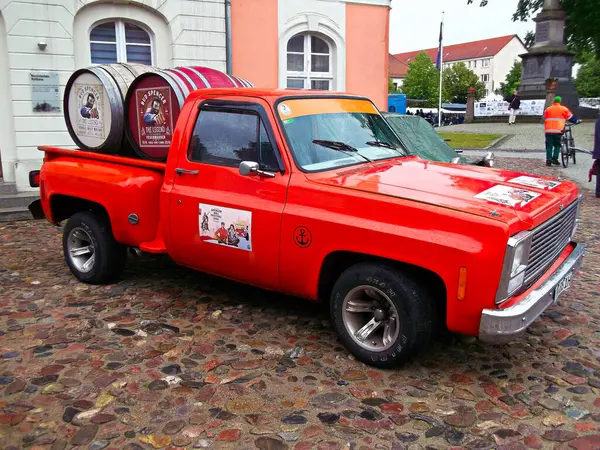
[312,140,372,162]
[366,140,398,150]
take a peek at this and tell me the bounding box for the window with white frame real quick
[482,59,491,68]
[286,34,332,90]
[90,21,153,65]
[481,74,489,83]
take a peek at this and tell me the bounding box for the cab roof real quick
[186,87,368,102]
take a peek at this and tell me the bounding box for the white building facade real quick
[0,0,227,192]
[444,37,527,98]
[391,35,527,98]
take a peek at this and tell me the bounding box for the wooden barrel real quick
[124,66,254,161]
[64,63,157,153]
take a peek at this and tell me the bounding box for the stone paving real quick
[441,122,596,152]
[1,157,600,450]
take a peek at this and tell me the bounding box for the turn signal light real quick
[457,267,467,301]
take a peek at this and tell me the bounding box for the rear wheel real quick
[330,263,435,368]
[63,211,126,284]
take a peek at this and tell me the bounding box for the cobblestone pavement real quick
[441,122,596,152]
[1,157,600,450]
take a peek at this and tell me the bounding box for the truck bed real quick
[38,146,167,172]
[37,145,167,250]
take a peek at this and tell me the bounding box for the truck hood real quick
[306,157,579,229]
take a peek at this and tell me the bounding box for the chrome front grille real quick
[523,199,580,289]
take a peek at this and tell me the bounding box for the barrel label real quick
[75,83,105,139]
[135,87,173,148]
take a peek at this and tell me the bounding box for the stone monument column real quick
[518,0,578,110]
[465,88,476,123]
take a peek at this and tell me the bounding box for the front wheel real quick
[63,211,126,284]
[561,137,569,168]
[330,263,435,368]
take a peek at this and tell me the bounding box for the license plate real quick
[553,272,573,303]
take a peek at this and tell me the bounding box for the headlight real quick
[496,231,533,304]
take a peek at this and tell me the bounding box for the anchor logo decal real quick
[294,226,312,248]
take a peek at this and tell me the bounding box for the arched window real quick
[286,34,332,90]
[90,20,153,65]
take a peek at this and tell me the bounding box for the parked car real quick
[381,112,495,167]
[29,89,584,368]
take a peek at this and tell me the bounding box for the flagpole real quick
[438,11,444,127]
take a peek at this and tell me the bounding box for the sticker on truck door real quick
[199,204,252,251]
[475,185,540,208]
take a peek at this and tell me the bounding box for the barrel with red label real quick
[64,63,157,153]
[124,66,253,161]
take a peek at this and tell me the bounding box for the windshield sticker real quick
[475,185,540,208]
[199,204,252,251]
[279,103,292,116]
[278,98,378,120]
[509,176,561,190]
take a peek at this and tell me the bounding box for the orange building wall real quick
[345,3,390,110]
[231,0,278,88]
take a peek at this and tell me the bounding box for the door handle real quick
[175,168,199,175]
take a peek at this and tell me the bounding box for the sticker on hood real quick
[509,175,561,190]
[475,185,540,208]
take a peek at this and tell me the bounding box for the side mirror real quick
[239,161,275,178]
[450,157,461,164]
[483,152,495,168]
[239,161,259,176]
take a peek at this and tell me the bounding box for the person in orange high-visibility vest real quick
[544,96,579,166]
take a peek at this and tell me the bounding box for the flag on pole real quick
[437,13,444,127]
[435,20,443,69]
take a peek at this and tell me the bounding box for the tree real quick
[575,54,600,97]
[497,61,523,99]
[401,52,446,106]
[523,31,535,49]
[467,0,600,59]
[388,78,401,94]
[443,63,486,103]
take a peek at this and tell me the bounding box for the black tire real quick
[572,143,576,165]
[330,263,435,368]
[63,211,126,284]
[561,138,569,168]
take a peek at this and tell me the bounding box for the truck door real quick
[169,97,290,290]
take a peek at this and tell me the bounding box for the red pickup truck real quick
[30,89,584,368]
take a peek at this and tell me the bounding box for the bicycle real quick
[560,122,579,168]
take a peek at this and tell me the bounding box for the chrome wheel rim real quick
[342,285,400,352]
[67,227,95,273]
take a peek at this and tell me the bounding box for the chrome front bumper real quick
[479,242,585,344]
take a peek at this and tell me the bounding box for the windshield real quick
[277,98,408,172]
[381,113,466,163]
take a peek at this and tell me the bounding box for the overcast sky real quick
[389,0,535,54]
